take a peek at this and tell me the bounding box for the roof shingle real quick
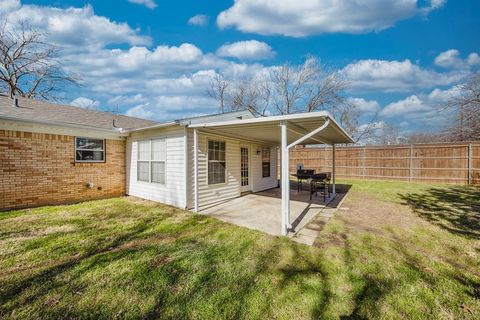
[0,94,158,130]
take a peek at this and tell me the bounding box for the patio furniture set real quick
[293,168,332,202]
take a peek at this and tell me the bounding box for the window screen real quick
[75,137,105,162]
[208,140,226,184]
[137,139,166,184]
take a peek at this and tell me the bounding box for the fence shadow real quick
[399,186,480,239]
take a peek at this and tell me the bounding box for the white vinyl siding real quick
[186,129,278,210]
[251,144,278,193]
[126,126,186,208]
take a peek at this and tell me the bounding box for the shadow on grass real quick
[399,186,480,239]
[0,216,158,318]
[2,196,478,319]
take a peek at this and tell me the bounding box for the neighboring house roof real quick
[0,94,158,130]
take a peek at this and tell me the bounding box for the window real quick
[208,140,226,184]
[137,139,166,184]
[262,147,271,178]
[75,137,105,162]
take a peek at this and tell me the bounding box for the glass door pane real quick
[241,147,249,187]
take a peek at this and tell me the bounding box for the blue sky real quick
[2,0,480,135]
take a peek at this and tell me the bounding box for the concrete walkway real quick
[200,186,347,244]
[289,192,347,245]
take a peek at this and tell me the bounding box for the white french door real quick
[240,146,251,192]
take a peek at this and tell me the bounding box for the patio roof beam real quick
[288,121,333,145]
[287,119,331,149]
[287,125,329,145]
[200,127,278,145]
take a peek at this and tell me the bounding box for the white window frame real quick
[137,138,167,185]
[207,139,227,185]
[75,137,105,163]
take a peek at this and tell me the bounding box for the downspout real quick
[184,125,189,210]
[193,128,199,212]
[281,117,331,236]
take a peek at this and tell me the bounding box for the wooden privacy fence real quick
[288,142,480,185]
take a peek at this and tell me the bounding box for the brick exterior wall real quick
[0,130,126,211]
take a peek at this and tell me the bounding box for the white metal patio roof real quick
[188,111,354,145]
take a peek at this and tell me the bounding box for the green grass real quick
[1,180,479,319]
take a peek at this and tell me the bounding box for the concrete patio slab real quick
[200,185,348,239]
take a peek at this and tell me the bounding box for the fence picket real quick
[288,142,480,185]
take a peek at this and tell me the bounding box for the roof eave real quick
[122,120,180,133]
[187,111,354,144]
[0,115,129,136]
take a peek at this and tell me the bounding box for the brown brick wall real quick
[0,130,126,211]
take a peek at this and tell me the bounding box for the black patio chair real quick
[309,172,331,202]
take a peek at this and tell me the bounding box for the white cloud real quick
[427,86,461,102]
[107,94,148,106]
[434,49,480,69]
[188,14,208,26]
[341,59,464,92]
[1,2,151,51]
[467,53,480,66]
[434,49,462,68]
[126,96,217,120]
[358,120,386,132]
[347,97,380,114]
[0,0,20,15]
[216,40,275,60]
[70,97,100,109]
[379,86,458,130]
[217,0,446,37]
[381,95,428,117]
[128,0,157,9]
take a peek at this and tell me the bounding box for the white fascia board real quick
[121,121,179,133]
[188,110,354,144]
[188,111,331,128]
[0,115,128,136]
[0,117,128,140]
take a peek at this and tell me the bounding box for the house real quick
[0,94,353,235]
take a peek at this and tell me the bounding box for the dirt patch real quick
[338,191,429,235]
[150,255,172,268]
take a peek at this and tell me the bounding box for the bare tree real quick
[401,132,446,144]
[442,73,480,141]
[229,76,270,117]
[366,122,399,145]
[268,57,347,115]
[207,73,229,113]
[0,22,78,101]
[207,57,378,142]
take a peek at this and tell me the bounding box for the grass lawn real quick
[1,180,479,319]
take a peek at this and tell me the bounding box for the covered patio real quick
[200,184,348,237]
[189,111,354,236]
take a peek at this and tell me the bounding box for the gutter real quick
[0,115,129,135]
[122,120,179,133]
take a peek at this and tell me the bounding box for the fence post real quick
[409,144,413,183]
[468,143,472,185]
[362,147,366,179]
